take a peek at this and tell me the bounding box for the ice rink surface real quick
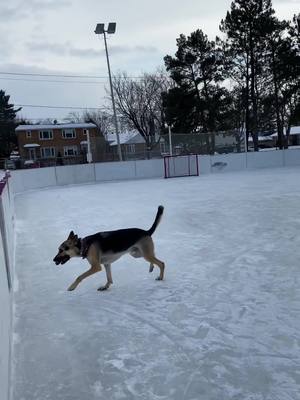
[12,167,300,400]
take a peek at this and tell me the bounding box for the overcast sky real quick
[0,0,298,121]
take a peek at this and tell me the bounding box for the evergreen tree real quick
[164,29,225,153]
[0,90,21,157]
[220,0,277,151]
[261,13,300,148]
[281,14,300,141]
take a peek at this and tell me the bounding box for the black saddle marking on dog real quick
[83,228,147,255]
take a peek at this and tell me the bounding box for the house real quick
[15,122,99,166]
[248,134,275,150]
[271,126,300,147]
[107,131,174,159]
[107,131,148,160]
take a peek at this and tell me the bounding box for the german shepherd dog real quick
[53,206,165,291]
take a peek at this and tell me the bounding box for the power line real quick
[0,77,106,84]
[0,71,108,79]
[0,71,142,79]
[15,103,106,110]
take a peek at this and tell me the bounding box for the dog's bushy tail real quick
[148,205,164,236]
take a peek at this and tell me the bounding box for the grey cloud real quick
[0,0,71,22]
[0,5,26,21]
[27,42,68,56]
[0,62,80,76]
[109,45,159,56]
[27,41,100,58]
[69,47,101,58]
[26,41,160,58]
[26,0,72,12]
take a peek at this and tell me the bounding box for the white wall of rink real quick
[9,147,300,194]
[0,175,14,400]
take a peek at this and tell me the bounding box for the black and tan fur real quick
[53,206,165,291]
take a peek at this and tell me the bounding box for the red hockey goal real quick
[164,154,199,178]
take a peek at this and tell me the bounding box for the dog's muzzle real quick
[53,254,70,265]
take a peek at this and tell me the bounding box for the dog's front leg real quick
[98,264,113,291]
[68,265,101,291]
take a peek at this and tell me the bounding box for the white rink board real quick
[7,147,300,194]
[247,150,284,169]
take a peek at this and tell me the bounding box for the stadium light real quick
[94,22,122,161]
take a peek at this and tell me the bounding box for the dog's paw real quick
[97,285,108,291]
[67,284,76,291]
[155,276,163,281]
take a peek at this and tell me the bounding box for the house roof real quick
[248,135,273,142]
[271,126,300,137]
[106,131,145,146]
[290,126,300,135]
[15,123,97,132]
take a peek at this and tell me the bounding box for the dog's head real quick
[53,231,80,266]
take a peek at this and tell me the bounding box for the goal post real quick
[164,154,199,178]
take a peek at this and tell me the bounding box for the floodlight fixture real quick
[94,23,105,35]
[107,22,116,34]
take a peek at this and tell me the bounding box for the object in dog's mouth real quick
[53,254,70,265]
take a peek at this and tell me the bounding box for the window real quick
[39,130,53,140]
[62,129,76,139]
[63,146,78,156]
[83,129,88,136]
[174,145,182,156]
[26,131,31,138]
[126,144,135,154]
[160,141,167,154]
[41,147,55,158]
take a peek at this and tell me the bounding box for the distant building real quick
[15,123,99,165]
[271,126,300,147]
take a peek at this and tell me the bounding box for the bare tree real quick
[63,112,83,123]
[64,110,113,137]
[83,109,113,137]
[112,70,172,150]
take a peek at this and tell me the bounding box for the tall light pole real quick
[95,22,122,161]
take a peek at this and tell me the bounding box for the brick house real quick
[15,123,100,166]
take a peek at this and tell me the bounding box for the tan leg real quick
[144,255,165,280]
[140,237,165,281]
[98,264,113,291]
[68,264,101,291]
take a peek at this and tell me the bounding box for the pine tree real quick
[0,90,21,157]
[220,0,277,151]
[164,29,225,153]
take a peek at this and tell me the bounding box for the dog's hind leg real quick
[140,237,165,281]
[68,264,101,291]
[144,255,165,280]
[98,264,113,291]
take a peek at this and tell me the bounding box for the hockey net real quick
[164,154,199,178]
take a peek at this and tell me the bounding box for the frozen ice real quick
[12,167,300,400]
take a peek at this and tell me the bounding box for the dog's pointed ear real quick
[68,230,75,239]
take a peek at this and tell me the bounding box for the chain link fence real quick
[1,130,251,170]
